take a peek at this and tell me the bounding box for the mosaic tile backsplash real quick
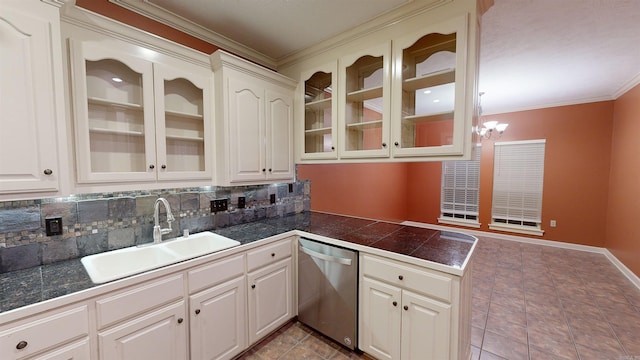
[0,181,310,274]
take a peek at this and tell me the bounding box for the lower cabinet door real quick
[30,339,90,360]
[98,301,187,360]
[359,277,402,360]
[400,290,451,360]
[189,276,247,360]
[247,258,293,344]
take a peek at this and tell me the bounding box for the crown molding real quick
[613,71,640,99]
[110,0,277,69]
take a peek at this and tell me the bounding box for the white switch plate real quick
[550,220,557,227]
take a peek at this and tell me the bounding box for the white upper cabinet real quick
[0,0,65,196]
[300,61,338,160]
[391,14,469,158]
[211,50,296,185]
[339,42,392,159]
[69,38,212,184]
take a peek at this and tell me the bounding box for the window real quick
[439,145,481,228]
[490,140,546,236]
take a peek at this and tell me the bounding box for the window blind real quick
[440,146,481,222]
[491,140,545,231]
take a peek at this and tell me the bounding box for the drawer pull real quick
[398,275,404,280]
[177,318,184,324]
[392,301,398,307]
[271,253,275,257]
[43,169,53,175]
[16,341,28,350]
[251,284,256,289]
[195,309,201,315]
[403,305,409,311]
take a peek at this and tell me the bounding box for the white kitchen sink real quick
[81,232,240,284]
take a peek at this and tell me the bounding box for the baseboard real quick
[401,221,640,290]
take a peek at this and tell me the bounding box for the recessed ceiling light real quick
[433,99,440,103]
[112,77,123,83]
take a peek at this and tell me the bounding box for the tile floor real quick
[235,236,640,360]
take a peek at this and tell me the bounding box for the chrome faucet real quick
[153,197,175,244]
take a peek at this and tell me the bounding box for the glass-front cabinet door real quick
[153,64,211,180]
[392,15,468,157]
[301,62,337,160]
[339,43,391,158]
[70,40,156,183]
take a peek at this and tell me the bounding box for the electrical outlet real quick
[45,217,63,236]
[550,220,557,228]
[270,194,276,204]
[238,196,246,209]
[210,199,228,213]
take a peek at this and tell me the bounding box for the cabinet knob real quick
[398,275,404,280]
[331,146,335,151]
[403,305,409,311]
[149,164,155,169]
[195,309,201,315]
[251,284,256,289]
[43,169,53,175]
[271,253,275,257]
[262,168,266,172]
[382,142,387,148]
[268,168,272,172]
[161,164,167,169]
[16,340,28,350]
[392,301,398,307]
[394,142,399,147]
[177,318,184,324]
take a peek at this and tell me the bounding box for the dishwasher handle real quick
[299,245,353,266]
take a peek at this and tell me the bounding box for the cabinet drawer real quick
[361,254,452,302]
[0,305,88,359]
[188,253,245,294]
[247,239,292,272]
[96,274,184,329]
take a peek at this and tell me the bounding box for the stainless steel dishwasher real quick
[298,237,358,350]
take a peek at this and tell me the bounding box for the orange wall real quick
[606,84,640,275]
[75,0,219,54]
[299,101,615,247]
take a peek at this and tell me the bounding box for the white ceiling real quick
[115,0,640,114]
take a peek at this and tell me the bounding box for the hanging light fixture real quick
[475,92,508,139]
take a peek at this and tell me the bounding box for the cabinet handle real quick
[149,164,155,169]
[392,301,398,307]
[271,253,275,257]
[161,164,167,169]
[16,341,28,350]
[394,142,399,147]
[177,318,184,324]
[398,275,404,280]
[403,305,409,311]
[251,284,256,289]
[43,169,53,175]
[195,309,201,315]
[382,142,387,148]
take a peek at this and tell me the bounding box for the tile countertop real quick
[0,211,476,314]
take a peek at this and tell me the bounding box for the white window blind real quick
[439,146,481,226]
[490,140,546,236]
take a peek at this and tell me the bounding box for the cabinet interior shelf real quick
[403,111,454,123]
[88,96,143,111]
[346,119,383,130]
[305,97,332,111]
[165,109,203,120]
[166,134,204,141]
[346,86,383,102]
[304,126,332,136]
[89,127,145,136]
[403,69,455,92]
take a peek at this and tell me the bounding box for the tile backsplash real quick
[0,181,310,274]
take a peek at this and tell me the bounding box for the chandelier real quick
[475,92,508,139]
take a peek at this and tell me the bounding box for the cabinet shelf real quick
[89,127,145,137]
[403,69,455,92]
[305,97,332,111]
[403,111,453,123]
[88,96,143,111]
[304,127,333,136]
[346,86,383,102]
[165,109,203,120]
[346,119,383,130]
[166,134,204,141]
